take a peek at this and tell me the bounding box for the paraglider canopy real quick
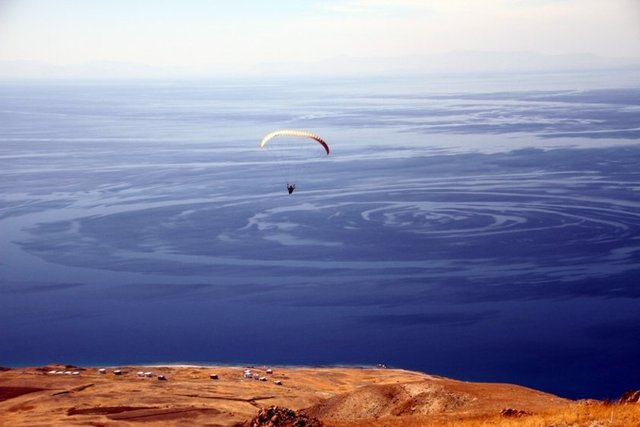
[260,129,330,193]
[259,129,330,155]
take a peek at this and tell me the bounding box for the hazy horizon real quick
[1,50,640,80]
[1,0,639,78]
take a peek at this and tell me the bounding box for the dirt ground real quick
[0,364,601,426]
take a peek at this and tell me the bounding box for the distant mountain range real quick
[258,50,640,76]
[1,51,638,79]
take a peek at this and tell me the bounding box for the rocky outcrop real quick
[246,406,323,427]
[618,390,640,404]
[500,408,532,417]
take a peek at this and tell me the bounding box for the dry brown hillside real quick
[304,377,568,420]
[0,364,638,426]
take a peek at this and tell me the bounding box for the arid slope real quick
[1,364,632,426]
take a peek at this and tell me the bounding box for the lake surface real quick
[1,72,639,399]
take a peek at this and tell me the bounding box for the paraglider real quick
[260,129,330,193]
[260,129,330,155]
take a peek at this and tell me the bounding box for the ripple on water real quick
[14,169,640,285]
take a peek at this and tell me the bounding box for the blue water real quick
[1,74,639,399]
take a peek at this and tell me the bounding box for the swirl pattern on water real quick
[17,165,640,288]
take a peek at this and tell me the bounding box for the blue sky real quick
[0,0,638,75]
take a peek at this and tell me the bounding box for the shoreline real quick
[2,361,391,371]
